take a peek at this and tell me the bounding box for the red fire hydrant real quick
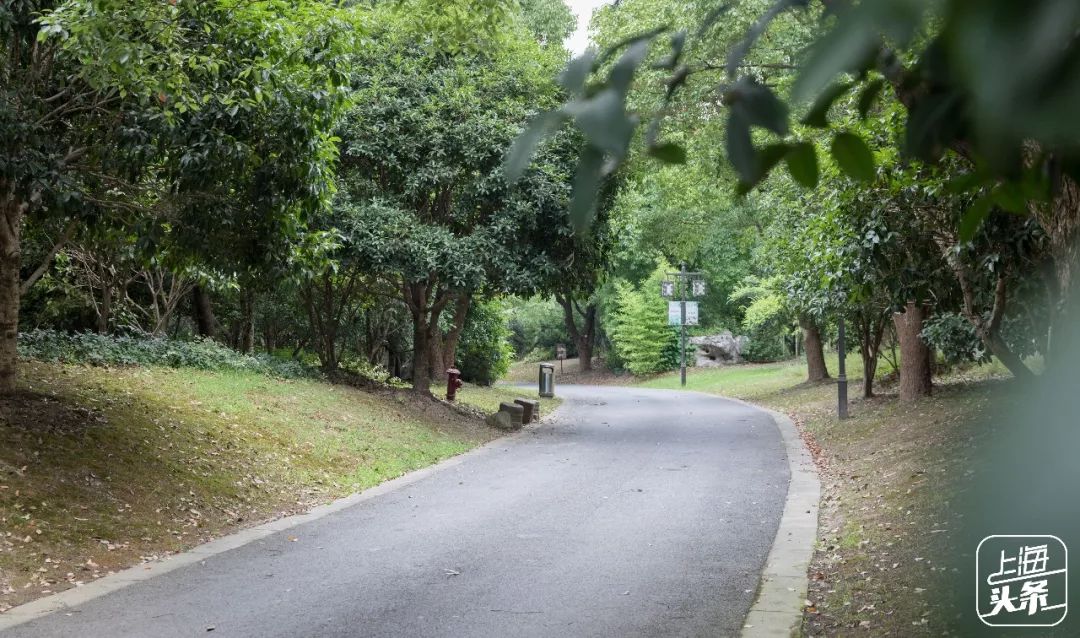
[446,368,464,402]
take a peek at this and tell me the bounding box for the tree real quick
[517,0,576,47]
[457,299,515,385]
[0,0,354,393]
[335,6,587,393]
[508,0,1080,375]
[610,261,682,375]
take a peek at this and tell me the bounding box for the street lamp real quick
[664,263,704,387]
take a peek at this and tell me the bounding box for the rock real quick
[487,402,525,430]
[690,331,749,366]
[486,410,516,430]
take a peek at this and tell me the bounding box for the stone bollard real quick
[514,398,540,423]
[499,401,524,429]
[486,401,524,431]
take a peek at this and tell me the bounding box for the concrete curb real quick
[0,419,542,633]
[740,408,821,638]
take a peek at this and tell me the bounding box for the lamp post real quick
[662,263,704,388]
[837,316,849,419]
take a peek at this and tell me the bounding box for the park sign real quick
[668,301,699,326]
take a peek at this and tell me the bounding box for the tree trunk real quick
[799,315,830,382]
[192,285,216,338]
[893,302,932,401]
[556,293,597,372]
[239,291,255,354]
[0,199,20,395]
[436,293,470,380]
[403,280,451,394]
[411,311,432,393]
[950,256,1037,381]
[96,286,111,334]
[857,312,887,399]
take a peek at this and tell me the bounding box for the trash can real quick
[538,363,555,398]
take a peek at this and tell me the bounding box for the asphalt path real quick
[6,385,789,638]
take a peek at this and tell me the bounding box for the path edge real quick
[739,406,821,638]
[0,414,549,633]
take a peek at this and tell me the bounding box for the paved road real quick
[6,386,789,638]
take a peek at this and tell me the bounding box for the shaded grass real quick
[0,361,499,611]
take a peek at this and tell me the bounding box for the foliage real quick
[506,296,567,359]
[921,313,988,366]
[517,0,576,47]
[730,275,790,362]
[456,300,515,385]
[508,0,1080,252]
[17,330,312,378]
[609,262,682,374]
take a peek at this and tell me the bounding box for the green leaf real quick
[596,25,668,67]
[793,11,879,104]
[959,195,993,242]
[565,89,635,158]
[569,147,606,232]
[857,78,885,118]
[731,78,789,135]
[726,110,757,185]
[609,39,651,97]
[830,132,875,182]
[758,143,791,176]
[991,182,1029,214]
[648,142,687,164]
[785,142,819,187]
[800,82,852,128]
[739,142,791,193]
[559,50,596,98]
[504,111,565,181]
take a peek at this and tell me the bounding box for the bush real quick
[456,301,514,385]
[17,330,313,378]
[609,262,682,375]
[921,313,989,366]
[742,334,788,362]
[506,297,568,360]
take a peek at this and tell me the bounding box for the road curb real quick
[0,421,539,633]
[740,407,821,638]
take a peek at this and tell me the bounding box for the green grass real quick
[0,361,498,611]
[638,352,875,407]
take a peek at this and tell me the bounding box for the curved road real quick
[5,385,789,638]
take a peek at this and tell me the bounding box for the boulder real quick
[690,331,749,366]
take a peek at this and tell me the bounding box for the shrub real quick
[457,300,514,385]
[17,330,313,378]
[742,333,788,363]
[920,313,989,366]
[506,297,567,360]
[609,262,682,375]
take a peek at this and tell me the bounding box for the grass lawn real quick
[636,354,1009,636]
[0,361,500,611]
